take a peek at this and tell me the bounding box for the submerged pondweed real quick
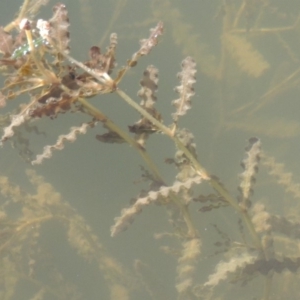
[0,1,300,299]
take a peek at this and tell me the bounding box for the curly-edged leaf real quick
[172,56,196,122]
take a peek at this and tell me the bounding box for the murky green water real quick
[0,1,300,299]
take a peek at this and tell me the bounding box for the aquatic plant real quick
[0,1,300,299]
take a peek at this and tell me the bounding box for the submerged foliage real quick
[0,0,300,299]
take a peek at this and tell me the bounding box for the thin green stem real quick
[117,88,210,179]
[61,54,257,243]
[77,97,198,238]
[116,88,173,135]
[77,97,163,184]
[116,87,263,249]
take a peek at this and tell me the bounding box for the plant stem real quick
[77,97,163,185]
[116,87,263,249]
[78,97,198,238]
[62,53,258,244]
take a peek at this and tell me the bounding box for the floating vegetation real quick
[0,1,300,299]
